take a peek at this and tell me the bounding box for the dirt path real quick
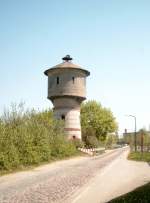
[0,148,126,203]
[72,149,150,203]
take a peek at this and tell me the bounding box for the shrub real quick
[82,127,100,148]
[72,139,84,148]
[0,104,78,172]
[50,135,77,158]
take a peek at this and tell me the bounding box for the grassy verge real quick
[128,151,150,162]
[108,182,150,203]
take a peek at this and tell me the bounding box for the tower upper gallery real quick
[44,55,90,101]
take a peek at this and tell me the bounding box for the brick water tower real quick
[44,55,90,139]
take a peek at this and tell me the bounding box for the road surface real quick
[0,147,149,203]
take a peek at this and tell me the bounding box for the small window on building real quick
[61,115,65,120]
[72,77,75,84]
[72,135,76,139]
[56,77,59,84]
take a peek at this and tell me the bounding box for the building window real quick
[57,77,59,84]
[61,115,65,120]
[72,77,75,84]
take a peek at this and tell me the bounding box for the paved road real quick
[0,148,127,203]
[73,148,150,203]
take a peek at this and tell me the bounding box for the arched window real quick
[57,77,59,84]
[72,77,75,84]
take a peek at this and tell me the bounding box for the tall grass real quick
[0,103,77,172]
[128,151,150,162]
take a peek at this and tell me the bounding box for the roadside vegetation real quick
[81,100,118,149]
[108,182,150,203]
[123,128,150,162]
[0,100,118,174]
[128,152,150,162]
[0,103,78,173]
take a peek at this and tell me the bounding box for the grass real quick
[108,182,150,203]
[128,151,150,162]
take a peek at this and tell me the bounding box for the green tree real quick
[82,126,99,148]
[105,133,118,149]
[81,100,118,143]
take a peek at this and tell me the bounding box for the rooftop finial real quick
[62,55,73,62]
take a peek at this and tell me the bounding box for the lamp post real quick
[126,115,137,152]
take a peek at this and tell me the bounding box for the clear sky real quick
[0,0,150,134]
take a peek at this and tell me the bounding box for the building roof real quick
[44,55,90,76]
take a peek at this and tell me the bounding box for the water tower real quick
[44,55,90,139]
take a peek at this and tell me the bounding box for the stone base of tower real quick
[54,107,81,140]
[64,128,81,140]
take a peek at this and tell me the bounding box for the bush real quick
[72,139,84,148]
[50,135,77,158]
[82,127,100,148]
[0,104,78,172]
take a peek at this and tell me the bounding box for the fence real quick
[78,147,105,155]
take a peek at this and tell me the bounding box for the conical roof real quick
[44,55,90,76]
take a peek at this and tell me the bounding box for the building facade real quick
[44,55,90,139]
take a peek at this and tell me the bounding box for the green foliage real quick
[71,139,85,148]
[0,103,77,172]
[82,127,99,148]
[105,133,118,149]
[108,182,150,203]
[81,100,118,147]
[128,152,150,162]
[50,135,77,158]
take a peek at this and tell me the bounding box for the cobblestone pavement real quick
[0,148,127,203]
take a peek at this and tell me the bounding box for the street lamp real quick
[126,115,137,152]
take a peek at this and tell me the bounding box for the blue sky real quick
[0,0,150,134]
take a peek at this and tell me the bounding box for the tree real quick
[105,133,118,149]
[82,126,99,148]
[81,100,118,143]
[138,129,150,152]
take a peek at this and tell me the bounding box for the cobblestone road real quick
[0,148,127,203]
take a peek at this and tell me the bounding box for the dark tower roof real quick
[44,55,90,76]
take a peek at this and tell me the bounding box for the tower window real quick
[61,115,65,120]
[56,77,59,84]
[72,77,75,84]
